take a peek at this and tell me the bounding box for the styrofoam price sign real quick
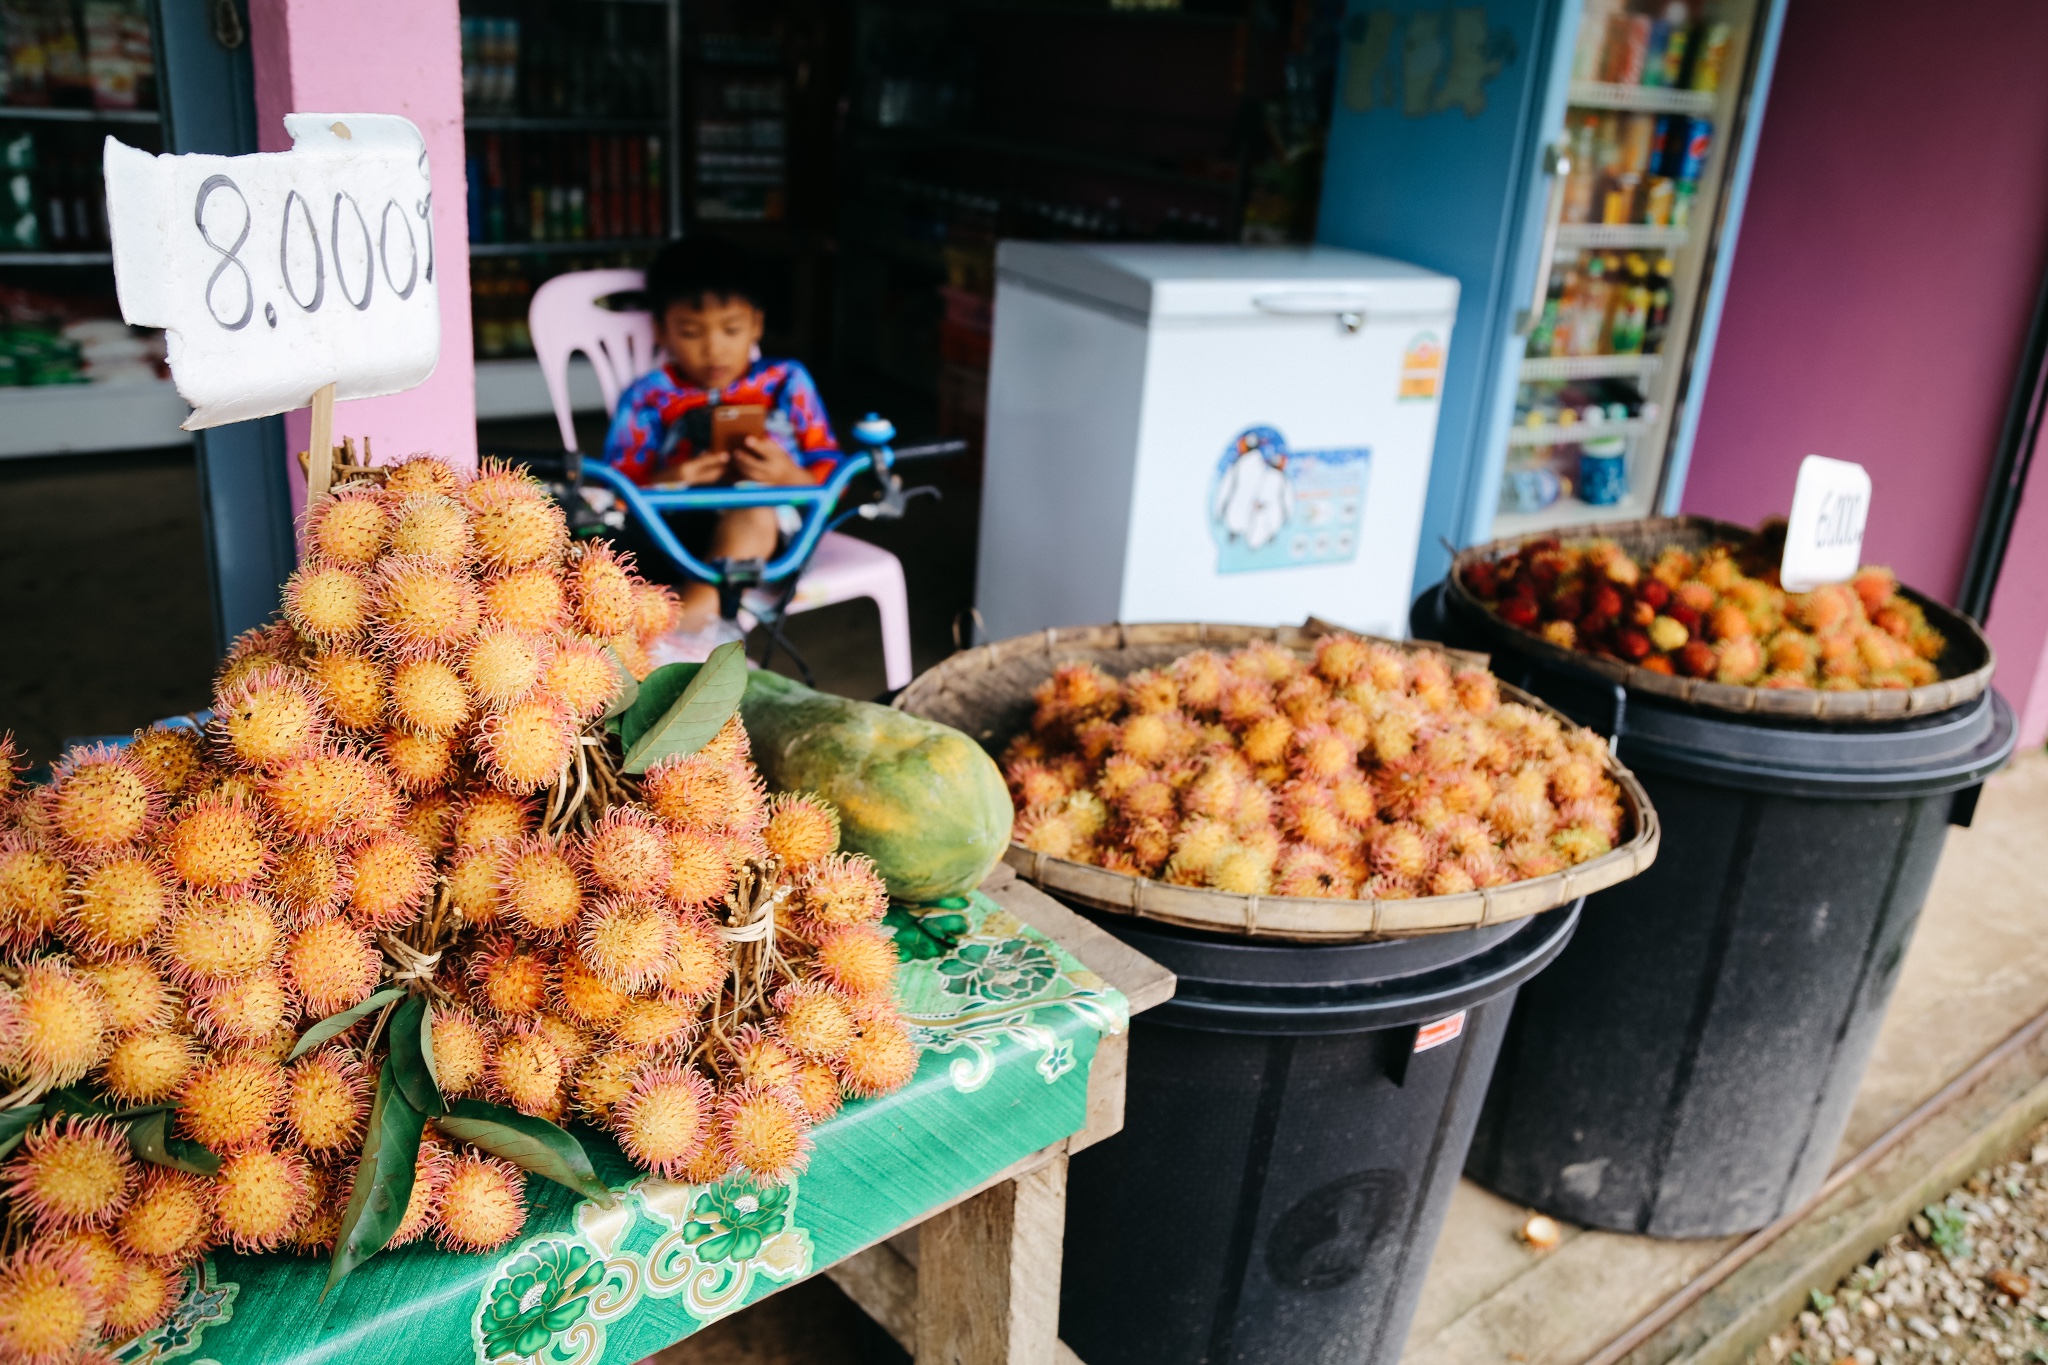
[104,113,438,430]
[1780,454,1871,592]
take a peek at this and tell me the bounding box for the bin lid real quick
[994,242,1460,324]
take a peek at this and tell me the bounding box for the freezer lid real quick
[995,242,1460,323]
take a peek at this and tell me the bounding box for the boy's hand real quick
[656,448,731,487]
[732,435,811,486]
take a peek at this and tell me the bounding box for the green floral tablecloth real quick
[117,892,1127,1365]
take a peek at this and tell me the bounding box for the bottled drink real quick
[1644,256,1674,352]
[1690,22,1732,92]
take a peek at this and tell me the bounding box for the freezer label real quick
[1209,426,1371,575]
[1399,332,1445,400]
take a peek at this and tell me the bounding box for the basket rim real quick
[1442,515,1996,722]
[894,620,1660,943]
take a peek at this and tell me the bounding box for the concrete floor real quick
[1399,747,2048,1365]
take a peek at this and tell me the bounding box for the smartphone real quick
[710,404,767,453]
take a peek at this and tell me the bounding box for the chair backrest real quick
[527,268,659,453]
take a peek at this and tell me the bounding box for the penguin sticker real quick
[1209,426,1372,574]
[1213,427,1296,553]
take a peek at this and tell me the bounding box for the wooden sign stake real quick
[307,382,336,504]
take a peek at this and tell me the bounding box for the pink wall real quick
[1678,0,2048,742]
[249,0,476,498]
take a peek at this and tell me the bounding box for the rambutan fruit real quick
[573,1045,652,1121]
[1329,774,1377,829]
[481,564,569,633]
[716,1084,812,1184]
[373,557,482,658]
[581,807,673,898]
[1421,726,1469,772]
[1715,636,1766,686]
[387,493,473,567]
[116,1169,213,1264]
[1549,756,1600,803]
[468,936,552,1018]
[1234,640,1303,686]
[1426,860,1476,896]
[1552,826,1612,865]
[1114,774,1177,825]
[435,1154,529,1253]
[465,626,549,711]
[211,1147,310,1253]
[612,623,653,680]
[641,752,766,836]
[1273,845,1353,899]
[1370,824,1433,882]
[1171,651,1227,714]
[384,453,467,498]
[727,1023,801,1090]
[127,724,205,797]
[49,745,159,854]
[0,1240,102,1365]
[44,1229,129,1337]
[268,843,350,923]
[1487,767,1555,841]
[1355,644,1406,692]
[469,481,567,570]
[535,1012,592,1071]
[284,562,373,645]
[663,827,737,911]
[1216,678,1276,729]
[1013,804,1081,859]
[102,1256,179,1340]
[453,790,533,851]
[566,541,639,638]
[632,581,682,640]
[283,1048,369,1154]
[578,896,677,992]
[604,993,700,1048]
[811,925,899,1000]
[431,1007,493,1097]
[384,1145,445,1243]
[1290,725,1355,783]
[476,699,576,794]
[262,748,396,847]
[656,914,728,1004]
[5,959,110,1085]
[305,484,388,564]
[387,656,472,737]
[760,793,841,872]
[79,954,170,1035]
[1370,711,1419,766]
[499,836,584,937]
[65,855,172,954]
[797,853,888,927]
[446,846,507,926]
[178,1051,283,1153]
[1276,675,1331,727]
[1207,844,1274,895]
[1162,818,1232,886]
[161,793,269,892]
[345,831,433,930]
[382,728,456,792]
[794,1061,844,1121]
[187,969,297,1045]
[552,950,630,1027]
[489,1023,566,1118]
[1453,669,1501,715]
[219,619,300,687]
[214,667,327,775]
[612,1063,712,1178]
[1313,634,1370,687]
[99,1028,197,1104]
[838,1007,919,1099]
[699,714,753,770]
[1506,837,1565,879]
[1277,783,1349,854]
[1032,662,1120,727]
[284,918,382,1016]
[773,980,857,1060]
[1116,666,1175,715]
[0,835,67,953]
[402,788,459,852]
[539,636,622,721]
[3,1116,134,1231]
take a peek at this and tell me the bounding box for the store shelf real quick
[474,356,607,421]
[853,127,1238,194]
[1506,416,1653,447]
[0,105,158,124]
[1555,224,1688,250]
[469,238,667,257]
[1566,81,1716,116]
[0,251,113,266]
[0,380,189,458]
[1519,354,1662,381]
[1493,490,1659,540]
[464,115,667,134]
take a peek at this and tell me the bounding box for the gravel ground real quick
[1756,1124,2048,1365]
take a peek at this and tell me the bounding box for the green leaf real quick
[620,640,748,775]
[388,995,445,1117]
[601,644,641,721]
[290,987,406,1061]
[434,1098,614,1206]
[614,661,701,754]
[324,1058,427,1300]
[43,1088,174,1123]
[126,1110,221,1176]
[0,1103,45,1160]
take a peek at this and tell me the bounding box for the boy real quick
[604,238,839,629]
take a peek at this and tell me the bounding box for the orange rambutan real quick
[664,826,738,911]
[116,1168,214,1264]
[6,959,111,1085]
[65,854,172,954]
[1114,772,1177,825]
[384,453,467,498]
[373,556,482,658]
[468,478,567,570]
[305,484,388,564]
[127,724,205,797]
[760,792,840,873]
[158,892,281,985]
[489,1023,566,1118]
[577,896,677,992]
[566,541,639,637]
[344,831,433,930]
[718,1023,794,1091]
[1507,836,1565,880]
[387,656,472,737]
[1163,818,1233,886]
[4,1116,134,1232]
[387,492,472,566]
[1207,843,1275,895]
[452,790,533,851]
[794,1061,843,1121]
[641,752,766,836]
[268,842,351,923]
[465,627,550,710]
[283,1047,369,1154]
[178,1051,284,1153]
[610,1063,711,1178]
[382,728,456,792]
[810,925,898,999]
[1168,650,1227,715]
[632,581,682,641]
[381,1136,455,1249]
[49,744,159,854]
[1273,844,1353,898]
[538,635,622,721]
[55,1232,133,1344]
[214,667,328,775]
[699,715,752,770]
[186,969,296,1044]
[262,748,396,847]
[446,846,507,926]
[773,980,856,1061]
[1277,782,1350,854]
[212,1147,310,1252]
[0,1240,102,1365]
[500,836,584,937]
[468,936,553,1018]
[402,788,459,852]
[1551,825,1612,865]
[284,917,382,1016]
[797,853,888,928]
[837,1006,919,1099]
[100,1028,197,1104]
[0,834,66,954]
[533,1011,592,1070]
[553,949,630,1026]
[430,1007,493,1097]
[80,955,171,1034]
[102,1255,179,1340]
[571,1045,651,1122]
[481,563,569,632]
[1008,759,1071,809]
[284,562,373,645]
[475,699,576,794]
[716,1084,811,1184]
[1371,823,1433,882]
[581,807,673,898]
[435,1154,529,1252]
[161,793,270,892]
[1289,726,1355,784]
[1276,675,1331,726]
[604,993,700,1049]
[1427,860,1477,896]
[217,619,299,690]
[658,912,729,1004]
[1312,633,1371,686]
[1488,767,1555,840]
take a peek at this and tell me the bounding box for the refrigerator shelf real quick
[1507,417,1653,447]
[1556,224,1688,250]
[1520,354,1662,381]
[1566,81,1717,116]
[1494,491,1660,540]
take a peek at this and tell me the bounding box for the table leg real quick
[915,1153,1070,1365]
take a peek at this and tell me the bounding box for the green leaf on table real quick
[434,1098,614,1206]
[324,1058,427,1300]
[613,662,700,747]
[290,987,406,1061]
[0,1103,45,1160]
[620,641,747,775]
[388,995,444,1117]
[601,644,641,722]
[127,1110,221,1175]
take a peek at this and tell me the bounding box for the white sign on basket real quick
[103,113,439,430]
[1780,454,1871,593]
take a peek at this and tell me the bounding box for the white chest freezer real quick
[976,243,1459,641]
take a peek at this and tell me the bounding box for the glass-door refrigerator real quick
[1314,0,1785,592]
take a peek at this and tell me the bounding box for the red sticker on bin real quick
[1414,1011,1467,1054]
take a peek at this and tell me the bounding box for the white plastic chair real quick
[527,269,915,691]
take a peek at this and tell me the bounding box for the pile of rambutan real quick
[1002,633,1628,901]
[1461,530,1946,690]
[0,454,918,1365]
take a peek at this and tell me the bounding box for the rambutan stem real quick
[0,1077,50,1110]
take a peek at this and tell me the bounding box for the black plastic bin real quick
[1413,582,2017,1237]
[1059,902,1581,1365]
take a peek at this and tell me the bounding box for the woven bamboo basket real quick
[1444,516,1996,722]
[893,621,1660,943]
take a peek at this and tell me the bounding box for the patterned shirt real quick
[602,358,840,486]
